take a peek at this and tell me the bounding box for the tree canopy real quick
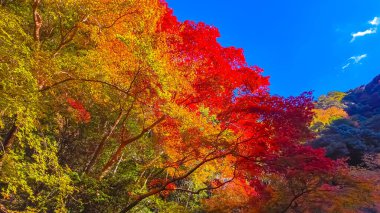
[0,1,378,212]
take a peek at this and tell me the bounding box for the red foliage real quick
[148,178,176,198]
[166,183,176,190]
[67,98,91,123]
[231,92,338,198]
[155,3,339,205]
[157,5,269,114]
[210,179,222,188]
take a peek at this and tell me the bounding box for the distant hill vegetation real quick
[312,75,380,165]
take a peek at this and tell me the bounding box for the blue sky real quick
[166,0,380,98]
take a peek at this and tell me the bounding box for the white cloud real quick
[349,54,367,63]
[342,63,350,70]
[369,17,380,26]
[350,28,377,42]
[342,54,367,70]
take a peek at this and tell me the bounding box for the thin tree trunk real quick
[0,203,8,213]
[83,110,124,174]
[98,142,126,180]
[0,124,18,167]
[98,116,165,180]
[2,124,18,151]
[113,152,124,175]
[32,0,42,42]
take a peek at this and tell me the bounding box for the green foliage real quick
[316,91,347,109]
[1,129,74,212]
[0,7,35,124]
[0,5,73,212]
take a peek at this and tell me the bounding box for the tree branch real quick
[171,167,237,195]
[83,109,126,174]
[98,115,166,180]
[39,78,133,97]
[119,148,234,212]
[32,0,42,42]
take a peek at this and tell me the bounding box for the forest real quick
[0,0,379,212]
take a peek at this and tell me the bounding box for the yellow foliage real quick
[311,106,348,128]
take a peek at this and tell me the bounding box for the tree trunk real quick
[0,124,18,167]
[84,111,124,174]
[113,152,124,174]
[0,203,8,213]
[98,116,165,180]
[98,142,126,180]
[2,124,18,151]
[32,0,42,42]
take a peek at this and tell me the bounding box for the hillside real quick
[312,75,380,165]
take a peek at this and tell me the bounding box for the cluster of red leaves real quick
[148,178,163,189]
[157,6,269,114]
[166,183,176,190]
[232,92,338,201]
[148,179,176,198]
[210,179,222,188]
[67,98,91,123]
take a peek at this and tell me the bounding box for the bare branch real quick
[171,167,237,195]
[39,78,133,97]
[98,116,166,179]
[119,148,235,212]
[32,0,42,42]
